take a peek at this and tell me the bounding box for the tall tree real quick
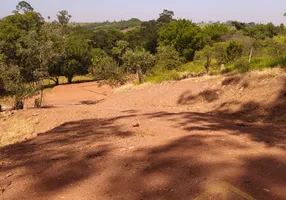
[195,45,213,74]
[57,10,72,36]
[93,29,124,54]
[140,20,158,54]
[57,10,72,26]
[112,40,130,66]
[62,29,92,83]
[158,19,210,61]
[204,23,230,42]
[0,5,43,68]
[124,28,143,49]
[14,1,34,14]
[157,9,174,27]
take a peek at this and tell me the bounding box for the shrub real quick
[123,49,155,83]
[14,100,24,110]
[89,56,123,81]
[233,58,250,73]
[34,98,41,108]
[0,64,37,108]
[194,45,213,73]
[226,41,243,62]
[156,46,183,70]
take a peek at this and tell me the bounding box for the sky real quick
[0,0,285,24]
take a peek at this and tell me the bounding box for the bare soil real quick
[1,69,286,200]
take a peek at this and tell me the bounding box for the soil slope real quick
[0,69,286,200]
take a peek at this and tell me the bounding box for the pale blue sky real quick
[0,0,285,24]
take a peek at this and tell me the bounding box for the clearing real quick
[0,69,286,200]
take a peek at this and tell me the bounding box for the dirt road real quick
[1,71,286,200]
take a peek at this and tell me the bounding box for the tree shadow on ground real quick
[221,76,286,125]
[170,77,286,149]
[1,106,285,199]
[0,77,285,199]
[0,114,136,198]
[144,110,286,150]
[178,89,220,105]
[105,134,286,200]
[79,99,104,105]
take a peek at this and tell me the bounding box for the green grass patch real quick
[250,57,286,69]
[177,61,205,74]
[146,69,180,83]
[273,36,286,44]
[222,56,286,74]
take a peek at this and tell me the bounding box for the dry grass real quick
[0,116,36,147]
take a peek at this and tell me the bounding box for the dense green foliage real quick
[0,1,286,109]
[158,19,209,61]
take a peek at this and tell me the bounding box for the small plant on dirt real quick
[199,90,220,102]
[34,98,41,108]
[14,100,24,110]
[0,64,37,110]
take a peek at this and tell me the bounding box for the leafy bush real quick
[123,49,155,74]
[156,46,183,70]
[0,64,36,107]
[123,49,155,83]
[226,41,244,62]
[233,58,250,73]
[89,56,123,81]
[194,45,213,73]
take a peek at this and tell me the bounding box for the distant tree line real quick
[77,18,142,30]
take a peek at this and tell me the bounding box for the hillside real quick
[72,18,141,31]
[0,69,286,199]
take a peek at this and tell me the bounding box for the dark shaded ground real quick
[1,106,286,199]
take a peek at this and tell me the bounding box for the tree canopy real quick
[0,1,285,108]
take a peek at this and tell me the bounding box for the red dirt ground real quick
[1,70,286,200]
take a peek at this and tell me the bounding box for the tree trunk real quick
[137,65,143,84]
[205,57,211,74]
[51,77,59,85]
[205,66,209,74]
[249,47,254,63]
[67,76,73,84]
[39,87,44,107]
